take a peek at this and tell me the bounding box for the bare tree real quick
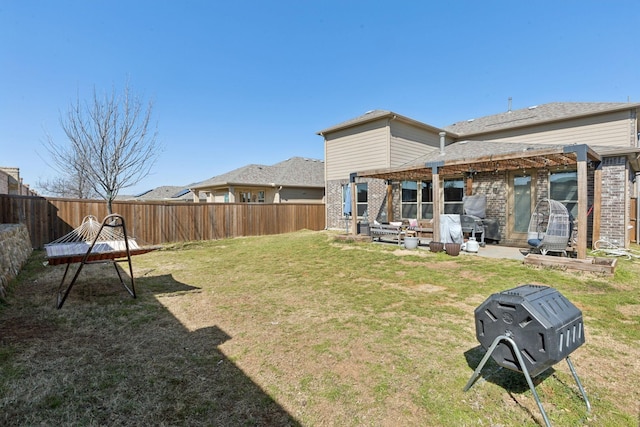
[43,83,160,213]
[36,174,99,199]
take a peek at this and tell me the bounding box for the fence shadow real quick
[1,258,301,426]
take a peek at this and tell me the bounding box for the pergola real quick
[348,143,601,259]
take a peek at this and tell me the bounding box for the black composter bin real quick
[464,284,591,427]
[474,284,585,377]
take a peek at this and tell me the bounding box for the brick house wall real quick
[599,157,629,245]
[471,171,507,241]
[325,179,343,230]
[327,178,390,230]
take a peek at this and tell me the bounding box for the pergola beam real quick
[356,146,601,182]
[354,144,602,255]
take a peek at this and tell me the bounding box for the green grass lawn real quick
[1,230,638,426]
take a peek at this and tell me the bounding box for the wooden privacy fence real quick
[0,195,326,249]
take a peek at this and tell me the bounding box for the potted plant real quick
[429,241,444,252]
[445,242,462,256]
[404,236,419,250]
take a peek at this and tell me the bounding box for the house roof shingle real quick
[412,140,568,166]
[317,110,442,135]
[122,185,199,201]
[444,102,640,137]
[318,103,640,140]
[191,157,324,190]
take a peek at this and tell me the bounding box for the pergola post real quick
[427,161,444,243]
[576,161,588,259]
[350,173,357,235]
[386,180,393,222]
[565,146,590,259]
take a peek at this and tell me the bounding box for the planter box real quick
[523,254,617,275]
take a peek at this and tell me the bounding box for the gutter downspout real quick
[439,132,446,155]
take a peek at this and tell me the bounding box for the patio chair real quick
[527,199,571,256]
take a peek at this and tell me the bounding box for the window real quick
[342,183,368,218]
[239,190,265,203]
[421,181,433,219]
[444,178,464,214]
[356,183,368,218]
[550,171,577,219]
[402,180,433,219]
[240,191,251,203]
[401,181,418,219]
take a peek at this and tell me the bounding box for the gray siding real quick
[389,121,441,166]
[325,119,390,181]
[468,111,636,147]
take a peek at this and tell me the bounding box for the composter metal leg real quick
[464,335,552,427]
[565,356,591,414]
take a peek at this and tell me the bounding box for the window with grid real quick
[356,183,368,218]
[402,181,433,219]
[342,183,368,218]
[550,171,578,219]
[444,178,464,214]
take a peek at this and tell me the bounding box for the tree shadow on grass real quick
[1,258,302,426]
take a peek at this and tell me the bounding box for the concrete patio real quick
[466,244,527,261]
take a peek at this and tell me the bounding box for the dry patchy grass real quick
[1,231,639,426]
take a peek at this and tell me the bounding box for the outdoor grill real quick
[464,284,591,427]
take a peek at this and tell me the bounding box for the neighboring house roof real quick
[444,102,640,137]
[125,185,200,201]
[191,157,324,190]
[316,109,442,135]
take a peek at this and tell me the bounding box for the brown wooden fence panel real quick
[0,195,326,249]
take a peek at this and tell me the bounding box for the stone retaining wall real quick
[0,224,33,300]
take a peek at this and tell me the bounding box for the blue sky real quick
[1,1,639,196]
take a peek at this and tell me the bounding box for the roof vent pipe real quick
[439,132,446,155]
